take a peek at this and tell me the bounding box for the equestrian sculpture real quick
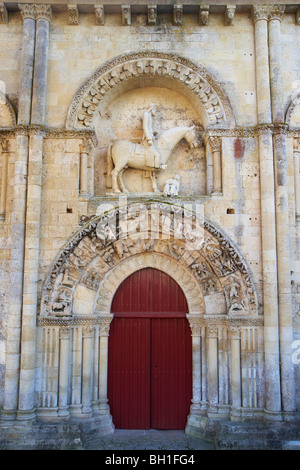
[106,105,198,193]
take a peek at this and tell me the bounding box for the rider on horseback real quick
[141,104,165,170]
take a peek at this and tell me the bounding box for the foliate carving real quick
[121,5,131,25]
[187,315,204,336]
[68,5,79,25]
[94,5,105,25]
[35,4,52,22]
[199,6,209,25]
[0,3,8,23]
[269,4,285,22]
[18,3,37,21]
[147,5,157,25]
[67,52,230,129]
[59,327,71,340]
[206,325,218,338]
[173,5,183,25]
[209,136,222,152]
[229,325,241,339]
[225,5,236,25]
[0,138,9,153]
[252,4,285,23]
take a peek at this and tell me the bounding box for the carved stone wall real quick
[35,201,262,421]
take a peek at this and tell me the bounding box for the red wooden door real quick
[108,268,192,430]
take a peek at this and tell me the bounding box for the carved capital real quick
[225,5,236,25]
[94,5,105,25]
[187,314,204,336]
[252,4,285,23]
[229,325,241,339]
[18,3,36,21]
[294,138,300,152]
[173,5,183,25]
[0,138,9,153]
[255,123,274,136]
[269,4,285,22]
[209,136,222,152]
[148,5,157,25]
[68,5,79,25]
[82,325,93,338]
[80,136,92,154]
[59,326,71,340]
[206,324,218,338]
[199,5,209,26]
[35,4,52,22]
[0,3,8,23]
[121,5,131,25]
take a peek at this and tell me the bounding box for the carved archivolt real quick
[286,89,300,125]
[40,201,258,324]
[0,91,16,127]
[66,51,235,130]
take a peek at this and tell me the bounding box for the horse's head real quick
[184,126,198,149]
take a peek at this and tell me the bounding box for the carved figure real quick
[107,112,198,193]
[163,175,181,197]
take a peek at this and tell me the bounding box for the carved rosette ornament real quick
[66,52,234,129]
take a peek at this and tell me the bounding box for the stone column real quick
[98,316,112,414]
[187,315,202,415]
[0,138,9,220]
[79,138,90,197]
[268,5,296,416]
[2,4,36,419]
[294,138,300,222]
[229,326,242,419]
[81,327,93,416]
[207,325,218,417]
[58,327,70,417]
[17,4,52,420]
[210,137,222,194]
[252,5,281,417]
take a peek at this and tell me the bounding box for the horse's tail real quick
[106,141,114,188]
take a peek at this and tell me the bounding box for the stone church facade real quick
[0,0,300,449]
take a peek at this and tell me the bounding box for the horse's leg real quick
[111,167,121,193]
[118,168,129,193]
[150,172,160,193]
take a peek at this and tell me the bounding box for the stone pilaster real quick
[252,5,281,418]
[268,4,296,416]
[2,4,37,419]
[17,5,52,420]
[0,138,9,220]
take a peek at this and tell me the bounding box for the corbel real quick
[296,7,300,25]
[173,5,183,26]
[0,3,8,23]
[68,5,79,25]
[147,5,157,25]
[199,5,209,26]
[225,5,236,25]
[121,5,131,25]
[94,5,105,25]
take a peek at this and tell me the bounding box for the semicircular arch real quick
[66,51,235,130]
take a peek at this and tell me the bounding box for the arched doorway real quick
[108,267,192,430]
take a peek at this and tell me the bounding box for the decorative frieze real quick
[0,3,8,23]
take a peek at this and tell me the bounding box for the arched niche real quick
[66,52,235,131]
[0,91,16,127]
[285,89,300,127]
[67,52,235,197]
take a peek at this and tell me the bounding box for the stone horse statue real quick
[106,125,198,193]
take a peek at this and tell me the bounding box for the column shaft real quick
[253,6,282,415]
[269,7,296,414]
